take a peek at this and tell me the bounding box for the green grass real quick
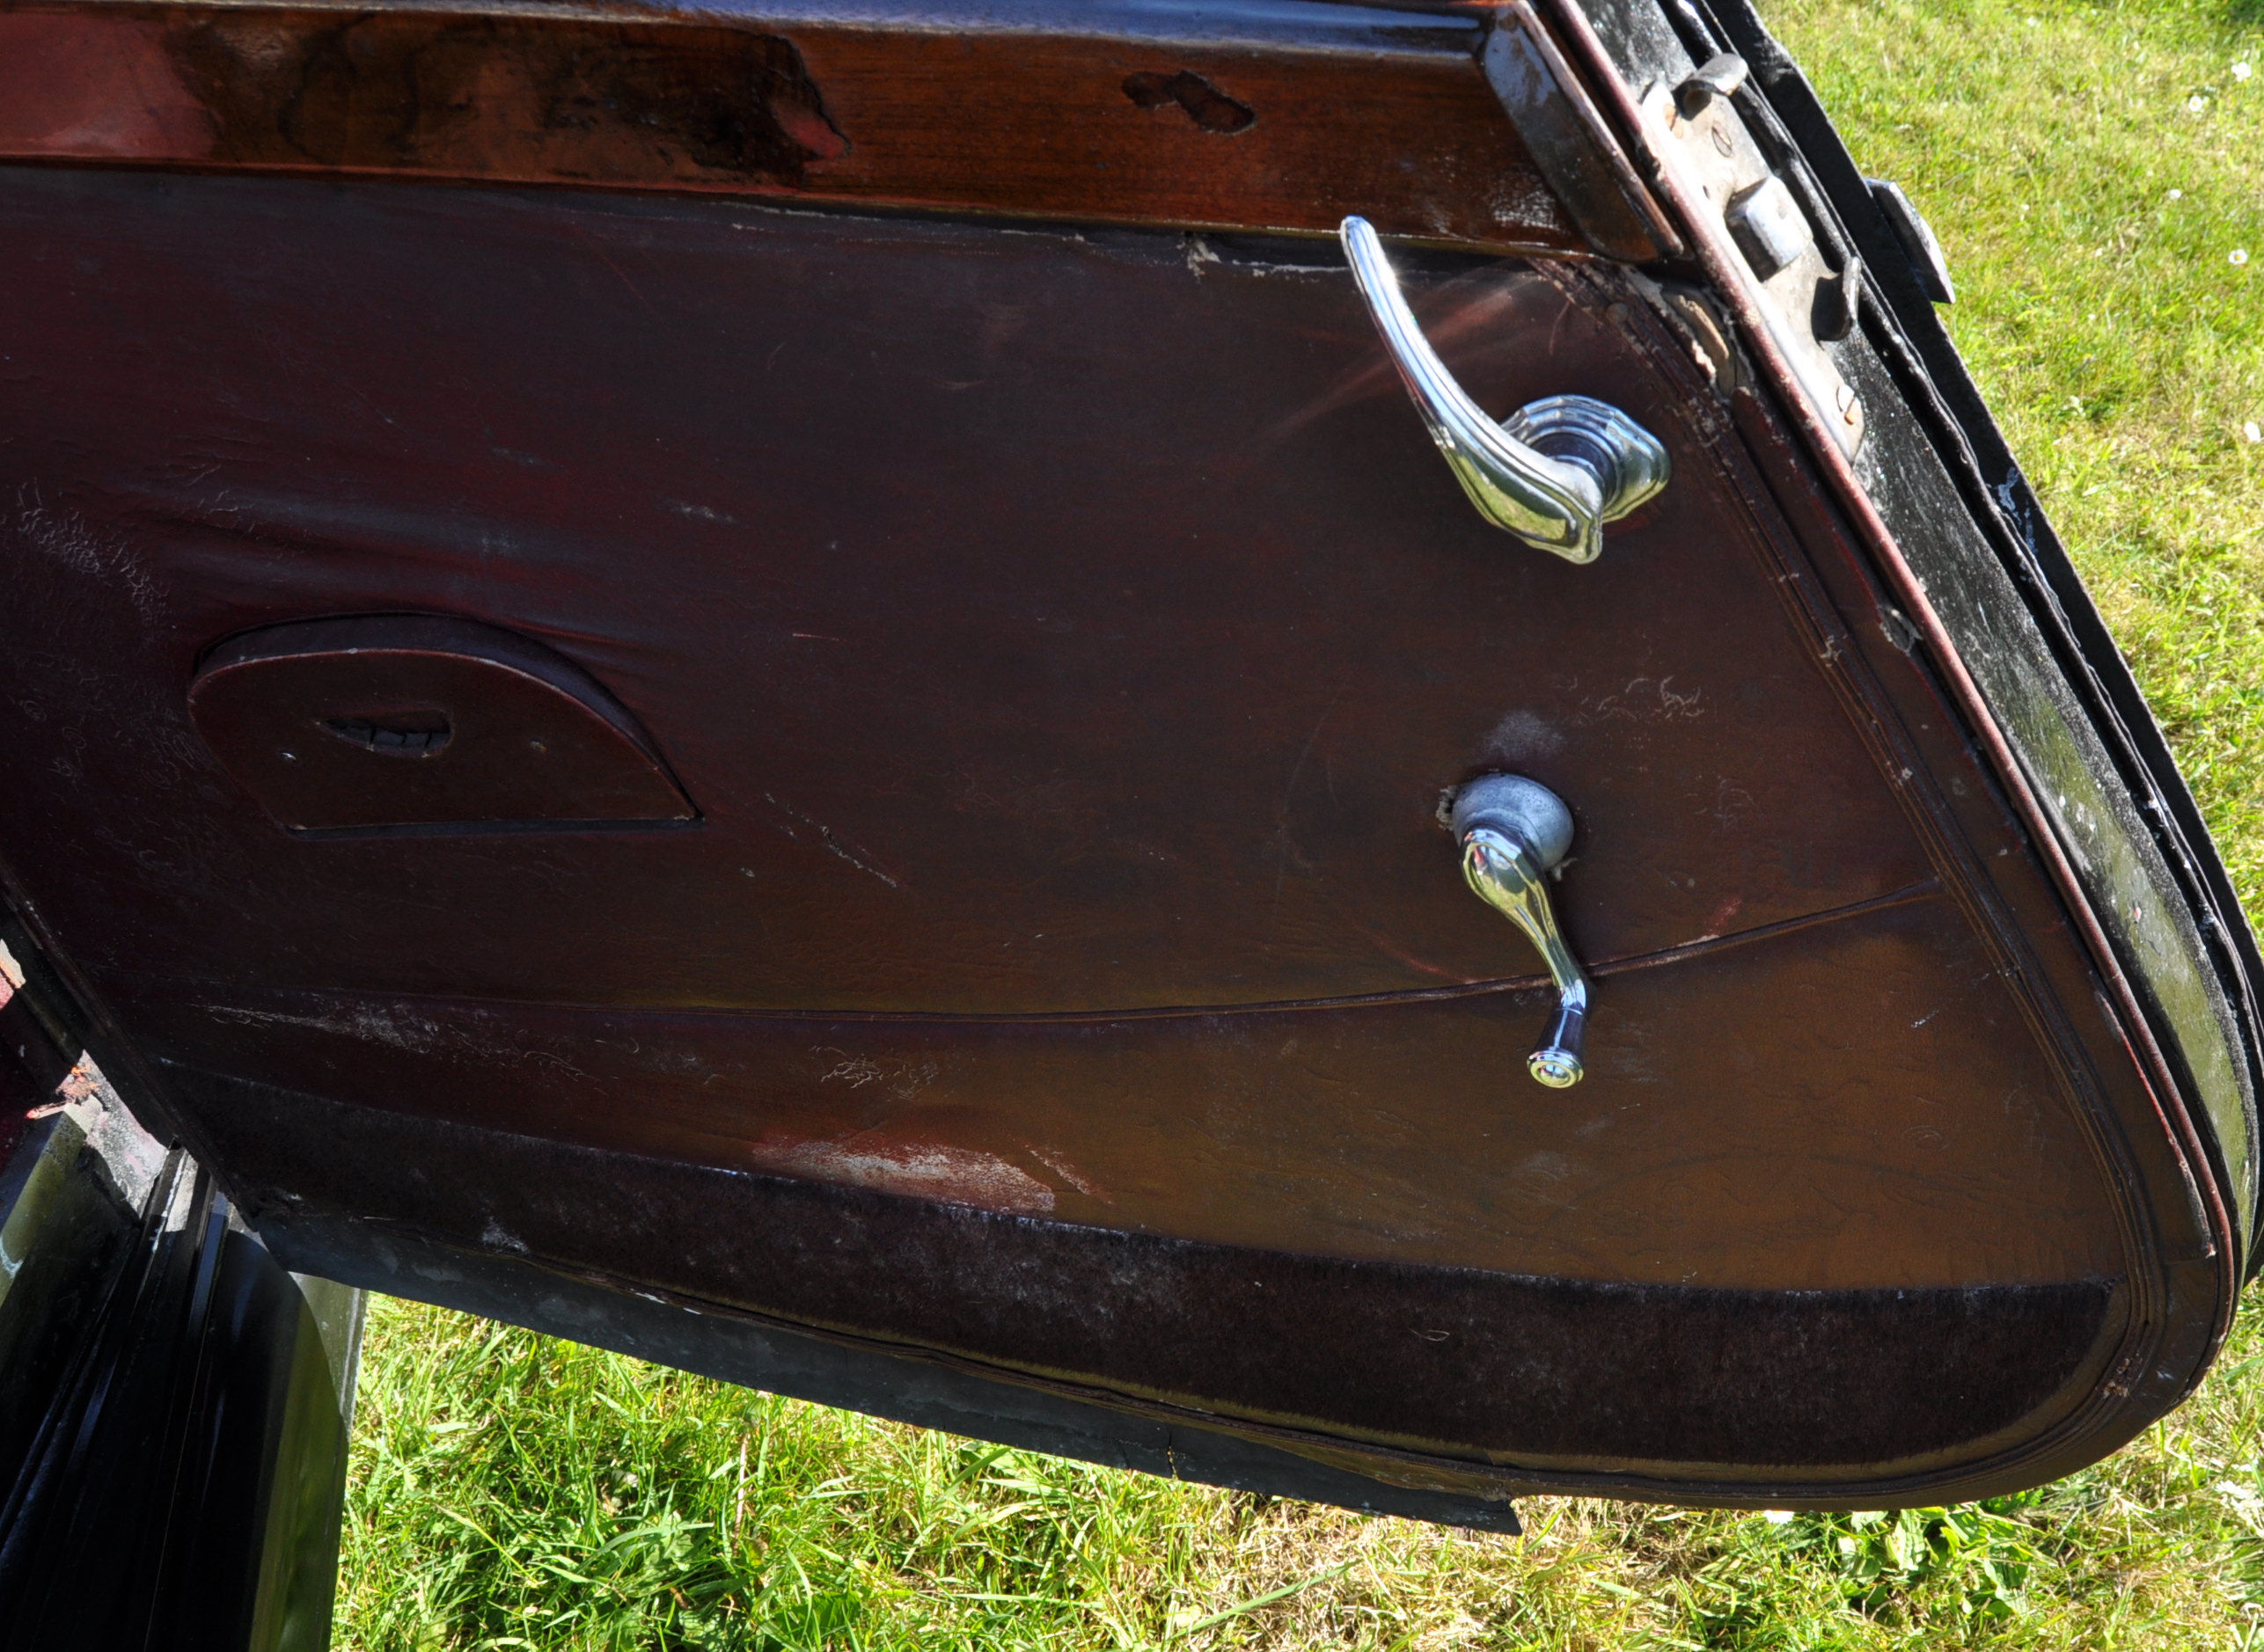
[1791,0,2264,906]
[337,1298,2264,1649]
[336,2,2264,1646]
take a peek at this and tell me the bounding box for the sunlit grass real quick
[1791,0,2264,904]
[337,1291,2264,1649]
[338,1,2264,1646]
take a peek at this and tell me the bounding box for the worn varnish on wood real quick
[0,0,1604,251]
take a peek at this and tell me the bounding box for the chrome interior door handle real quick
[1451,774,1591,1087]
[1340,216,1669,564]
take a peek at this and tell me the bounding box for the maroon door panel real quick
[112,888,2121,1291]
[0,171,1923,1016]
[0,144,2224,1509]
[169,1056,2128,1482]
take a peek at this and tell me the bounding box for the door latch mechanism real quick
[1451,774,1591,1087]
[1340,216,1669,564]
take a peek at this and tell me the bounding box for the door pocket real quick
[187,614,696,833]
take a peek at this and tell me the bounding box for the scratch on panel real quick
[1027,1145,1109,1200]
[198,1001,588,1076]
[815,1049,936,1100]
[1709,778,1755,827]
[1269,694,1339,932]
[818,1053,885,1088]
[1346,922,1459,981]
[762,793,902,888]
[479,1217,530,1255]
[1580,676,1703,725]
[755,1136,1055,1216]
[12,490,163,624]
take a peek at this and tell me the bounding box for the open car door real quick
[0,0,2254,1528]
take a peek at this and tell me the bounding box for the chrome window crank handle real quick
[1450,775,1590,1088]
[1339,216,1669,564]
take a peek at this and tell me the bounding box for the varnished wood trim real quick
[0,0,1598,250]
